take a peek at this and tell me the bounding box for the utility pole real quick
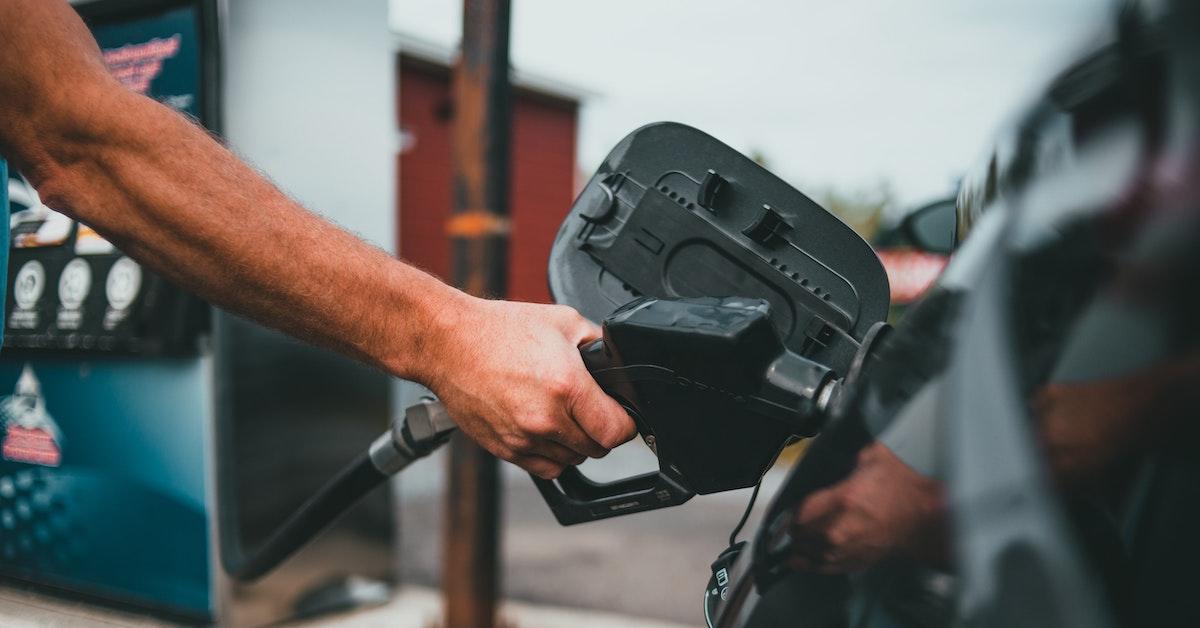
[443,1,511,627]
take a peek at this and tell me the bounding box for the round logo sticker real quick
[57,258,92,310]
[105,257,142,311]
[13,261,45,311]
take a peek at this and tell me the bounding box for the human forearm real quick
[0,0,457,380]
[22,83,460,382]
[0,0,637,477]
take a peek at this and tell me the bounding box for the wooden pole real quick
[443,1,511,626]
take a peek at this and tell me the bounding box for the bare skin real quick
[1034,355,1200,487]
[790,442,947,574]
[0,0,635,478]
[791,355,1200,575]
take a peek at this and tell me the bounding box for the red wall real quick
[397,59,579,303]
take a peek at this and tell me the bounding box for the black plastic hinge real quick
[579,173,624,223]
[697,169,725,210]
[742,204,792,246]
[804,318,835,347]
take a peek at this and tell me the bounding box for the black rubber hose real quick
[225,450,388,582]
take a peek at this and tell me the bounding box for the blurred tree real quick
[748,147,891,241]
[748,148,771,168]
[812,181,893,241]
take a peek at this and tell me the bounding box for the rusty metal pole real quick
[443,1,511,627]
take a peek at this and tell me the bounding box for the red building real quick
[397,43,586,303]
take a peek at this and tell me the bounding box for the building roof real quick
[392,31,599,105]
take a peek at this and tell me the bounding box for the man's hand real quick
[423,295,637,479]
[790,442,947,574]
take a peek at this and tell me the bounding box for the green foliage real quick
[744,147,893,241]
[812,181,893,242]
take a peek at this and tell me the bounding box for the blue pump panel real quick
[0,2,217,619]
[0,360,212,616]
[1,157,7,347]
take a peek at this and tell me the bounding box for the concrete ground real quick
[297,586,692,628]
[0,582,691,628]
[395,442,793,626]
[0,440,795,627]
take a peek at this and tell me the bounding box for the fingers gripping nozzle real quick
[535,296,845,526]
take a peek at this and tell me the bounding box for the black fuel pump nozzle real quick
[534,295,840,525]
[225,295,840,581]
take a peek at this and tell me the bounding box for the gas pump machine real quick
[0,1,395,624]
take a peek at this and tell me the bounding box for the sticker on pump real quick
[103,257,142,330]
[57,258,92,310]
[0,365,63,467]
[8,261,44,330]
[56,258,92,330]
[12,261,44,310]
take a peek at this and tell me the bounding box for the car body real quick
[716,1,1200,626]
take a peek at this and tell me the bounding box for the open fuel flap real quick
[537,122,892,525]
[550,122,888,375]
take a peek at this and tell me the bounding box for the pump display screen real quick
[4,3,209,355]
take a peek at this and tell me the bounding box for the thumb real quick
[559,308,602,346]
[569,377,637,452]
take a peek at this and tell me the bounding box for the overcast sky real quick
[390,1,1108,217]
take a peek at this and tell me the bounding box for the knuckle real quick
[503,433,534,455]
[551,304,582,324]
[596,420,635,450]
[595,437,620,452]
[596,430,622,451]
[522,414,558,437]
[842,484,868,508]
[548,373,578,401]
[532,461,564,480]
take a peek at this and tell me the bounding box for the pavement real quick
[297,586,693,628]
[0,584,163,627]
[0,439,796,627]
[395,441,795,626]
[0,581,692,628]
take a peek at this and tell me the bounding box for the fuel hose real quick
[223,398,456,581]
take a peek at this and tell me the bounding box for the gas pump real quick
[0,1,396,624]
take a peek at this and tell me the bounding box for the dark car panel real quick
[717,1,1200,626]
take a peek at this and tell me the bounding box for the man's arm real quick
[0,0,635,478]
[790,442,948,574]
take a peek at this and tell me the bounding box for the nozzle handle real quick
[530,338,696,525]
[532,466,693,525]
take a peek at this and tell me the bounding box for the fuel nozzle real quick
[760,350,841,433]
[368,397,457,475]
